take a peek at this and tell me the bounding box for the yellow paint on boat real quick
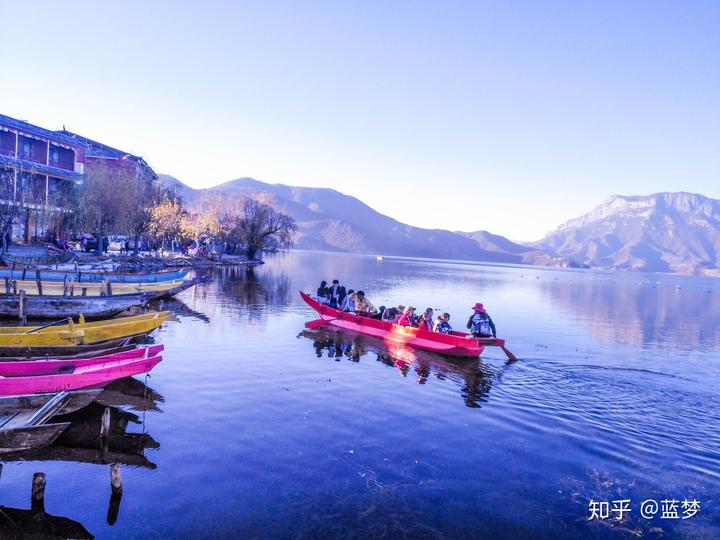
[5,279,183,296]
[0,311,169,347]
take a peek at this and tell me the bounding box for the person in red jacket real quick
[397,306,418,327]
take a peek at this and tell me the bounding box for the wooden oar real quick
[24,317,73,334]
[305,318,333,329]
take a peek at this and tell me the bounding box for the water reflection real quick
[299,328,495,408]
[216,267,291,321]
[539,279,720,348]
[5,378,163,468]
[0,494,93,539]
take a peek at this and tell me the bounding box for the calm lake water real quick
[1,250,719,539]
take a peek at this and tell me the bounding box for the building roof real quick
[56,129,157,179]
[0,154,82,181]
[0,113,85,149]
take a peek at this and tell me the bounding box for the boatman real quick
[467,303,496,338]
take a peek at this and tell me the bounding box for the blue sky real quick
[1,1,718,241]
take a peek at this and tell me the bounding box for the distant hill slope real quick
[159,175,575,266]
[531,192,720,275]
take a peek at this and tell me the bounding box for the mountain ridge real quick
[158,174,579,267]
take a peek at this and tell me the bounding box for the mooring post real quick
[63,275,69,296]
[110,463,122,495]
[81,287,87,297]
[107,281,113,296]
[31,472,46,513]
[4,277,9,294]
[101,407,111,461]
[35,270,42,295]
[19,289,26,324]
[12,279,17,295]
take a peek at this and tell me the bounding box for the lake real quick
[1,250,718,539]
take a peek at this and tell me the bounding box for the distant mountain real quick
[159,175,575,267]
[532,192,720,275]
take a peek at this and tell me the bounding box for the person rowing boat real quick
[467,302,496,338]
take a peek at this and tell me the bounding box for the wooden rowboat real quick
[0,353,162,395]
[0,390,98,453]
[0,311,168,348]
[0,345,163,377]
[300,291,515,359]
[0,337,135,359]
[0,265,188,283]
[0,291,156,319]
[1,276,185,296]
[0,251,76,267]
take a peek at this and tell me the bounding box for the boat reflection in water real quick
[0,376,164,536]
[299,328,497,408]
[9,377,163,468]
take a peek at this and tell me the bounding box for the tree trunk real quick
[133,233,140,256]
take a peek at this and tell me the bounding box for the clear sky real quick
[1,1,718,241]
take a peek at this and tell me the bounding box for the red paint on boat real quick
[300,291,491,358]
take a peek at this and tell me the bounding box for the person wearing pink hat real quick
[467,302,496,338]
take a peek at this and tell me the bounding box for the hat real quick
[472,303,485,312]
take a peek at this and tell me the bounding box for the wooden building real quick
[0,114,85,243]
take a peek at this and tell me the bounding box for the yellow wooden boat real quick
[3,279,183,296]
[0,311,169,348]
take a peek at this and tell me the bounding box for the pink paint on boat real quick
[0,345,164,377]
[300,291,489,358]
[0,355,163,396]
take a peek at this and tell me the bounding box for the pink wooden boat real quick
[0,352,163,396]
[0,345,164,377]
[301,291,517,359]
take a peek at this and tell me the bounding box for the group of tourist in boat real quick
[315,280,497,338]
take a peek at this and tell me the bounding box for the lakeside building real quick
[0,113,85,243]
[56,130,157,184]
[0,113,156,243]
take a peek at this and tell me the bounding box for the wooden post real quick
[63,275,69,296]
[4,277,8,294]
[110,463,122,495]
[19,289,26,324]
[35,270,42,295]
[31,472,46,513]
[101,407,111,439]
[101,406,111,462]
[21,268,26,281]
[106,281,112,296]
[12,280,17,295]
[81,287,87,297]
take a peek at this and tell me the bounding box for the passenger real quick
[391,305,406,323]
[467,302,496,338]
[417,308,434,331]
[341,289,356,312]
[352,291,377,316]
[397,306,418,327]
[375,306,386,320]
[434,313,453,334]
[317,281,330,304]
[328,279,346,309]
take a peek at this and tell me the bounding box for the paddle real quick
[305,318,331,329]
[24,317,73,334]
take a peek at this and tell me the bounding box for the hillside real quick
[159,175,575,266]
[532,192,720,275]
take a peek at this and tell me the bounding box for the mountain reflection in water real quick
[299,328,496,408]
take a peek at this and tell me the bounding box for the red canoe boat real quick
[0,351,163,396]
[300,291,515,359]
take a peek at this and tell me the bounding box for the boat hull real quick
[0,266,188,283]
[0,355,163,395]
[0,311,168,348]
[300,291,484,357]
[0,291,156,319]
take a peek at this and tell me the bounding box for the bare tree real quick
[69,161,135,253]
[238,198,296,260]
